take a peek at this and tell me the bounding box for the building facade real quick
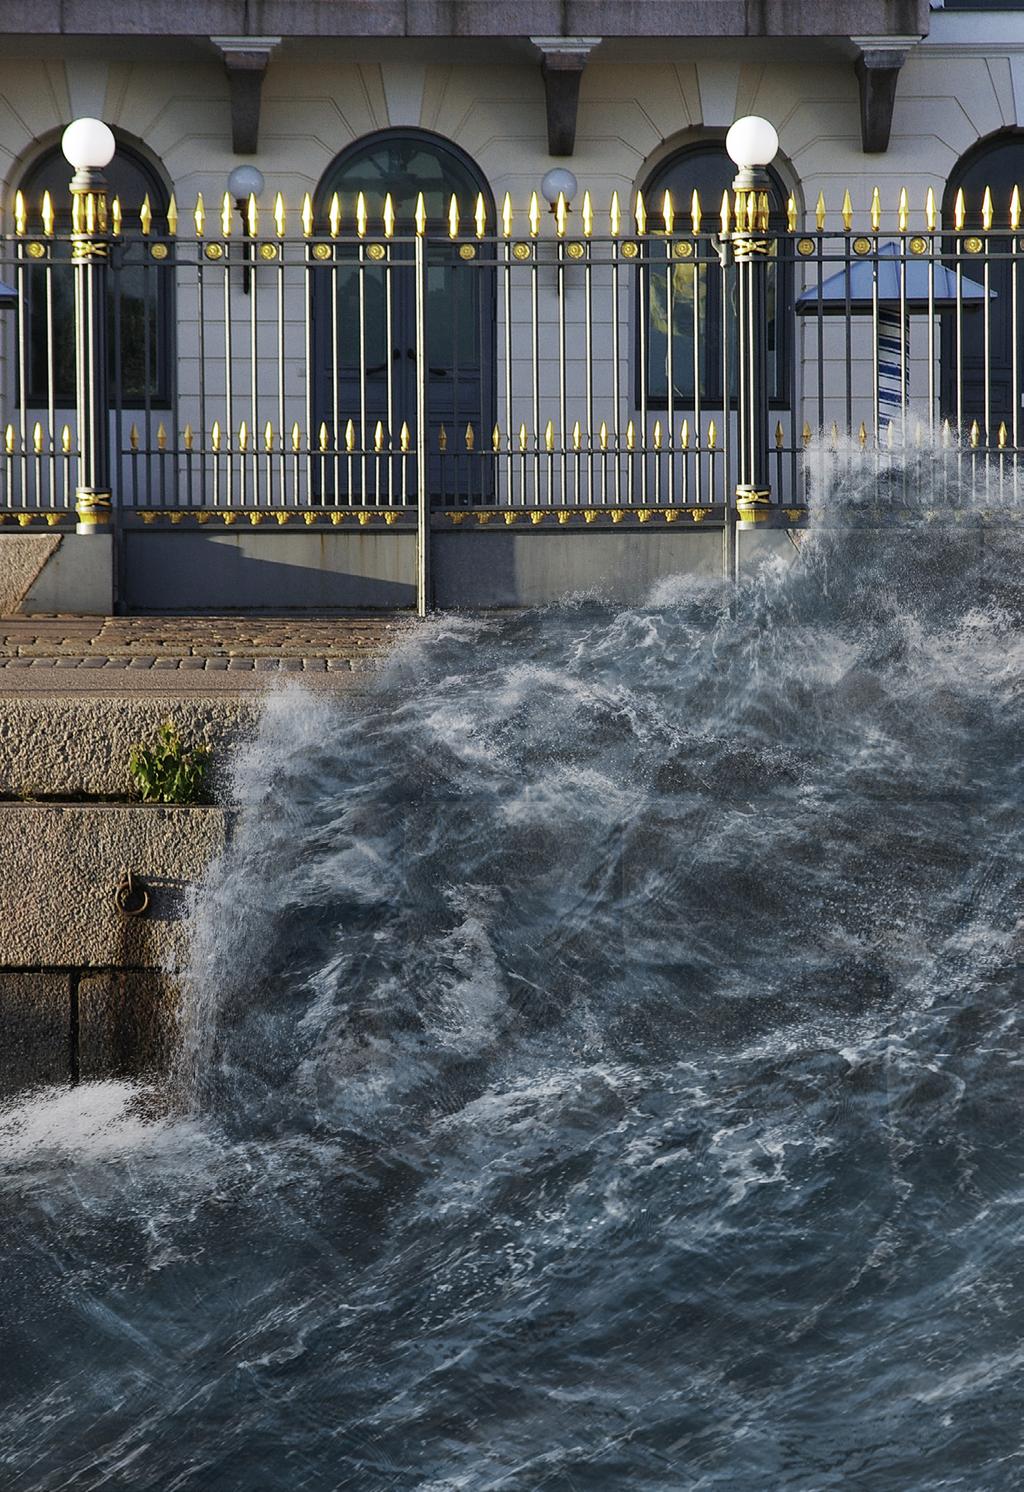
[0,0,1020,613]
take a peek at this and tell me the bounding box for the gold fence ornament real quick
[194,192,205,238]
[898,187,909,233]
[32,422,42,455]
[345,420,356,453]
[775,421,785,449]
[166,194,178,236]
[274,192,286,238]
[786,194,797,232]
[529,191,541,238]
[815,191,826,232]
[691,188,701,235]
[41,191,53,237]
[475,193,486,240]
[400,422,411,453]
[61,424,71,454]
[465,423,475,452]
[982,186,993,232]
[157,423,167,451]
[842,189,853,231]
[383,193,395,239]
[954,188,965,232]
[502,192,513,238]
[544,420,554,453]
[221,192,232,238]
[211,420,221,453]
[492,424,501,453]
[302,193,314,238]
[582,190,593,238]
[870,187,881,232]
[680,419,689,450]
[415,192,427,237]
[374,421,385,453]
[662,189,674,235]
[609,191,621,239]
[14,191,26,237]
[264,421,274,453]
[129,423,139,452]
[238,420,248,453]
[356,192,367,239]
[329,192,341,238]
[448,193,459,240]
[247,193,259,238]
[926,187,937,233]
[139,194,152,236]
[1012,185,1021,234]
[291,421,302,454]
[183,424,193,452]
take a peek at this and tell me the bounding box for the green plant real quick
[128,719,211,804]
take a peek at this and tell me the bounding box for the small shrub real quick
[128,719,211,804]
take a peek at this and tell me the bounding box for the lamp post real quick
[725,115,779,533]
[227,163,265,294]
[540,167,578,215]
[62,117,115,535]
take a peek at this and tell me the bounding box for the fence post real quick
[62,120,114,536]
[725,117,779,568]
[414,222,430,616]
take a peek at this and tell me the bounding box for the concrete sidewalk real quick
[0,614,414,692]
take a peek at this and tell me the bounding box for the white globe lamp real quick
[227,164,265,204]
[541,166,578,212]
[61,118,116,173]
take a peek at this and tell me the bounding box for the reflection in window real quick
[19,141,173,407]
[640,143,792,407]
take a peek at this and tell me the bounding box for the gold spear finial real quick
[71,193,82,234]
[519,422,528,453]
[815,191,826,231]
[183,423,193,451]
[734,189,747,233]
[555,192,568,239]
[238,420,248,453]
[247,192,258,238]
[653,419,662,451]
[898,187,909,232]
[544,420,554,453]
[572,420,582,451]
[356,192,367,238]
[954,187,965,231]
[1012,185,1021,233]
[129,423,139,451]
[39,190,54,237]
[14,191,25,236]
[582,189,593,238]
[475,192,486,239]
[802,422,812,447]
[830,421,839,444]
[998,421,1007,449]
[775,421,784,449]
[374,421,385,453]
[787,194,797,232]
[415,192,427,236]
[439,424,448,452]
[610,191,621,238]
[662,189,674,235]
[113,196,123,236]
[4,425,13,455]
[720,189,731,235]
[691,188,701,235]
[529,191,541,237]
[32,422,42,455]
[448,193,459,239]
[870,186,881,231]
[842,189,853,231]
[301,192,314,238]
[264,421,273,452]
[157,422,167,450]
[61,424,71,454]
[492,423,501,453]
[626,419,635,451]
[708,420,717,450]
[329,192,341,237]
[139,193,152,236]
[211,420,221,453]
[859,421,867,446]
[465,422,475,451]
[634,190,647,235]
[680,418,689,450]
[345,420,356,452]
[194,192,205,238]
[599,421,608,451]
[318,422,329,453]
[289,421,301,454]
[982,185,993,231]
[970,419,980,448]
[757,191,769,231]
[926,186,937,233]
[221,192,232,238]
[400,422,410,453]
[383,193,395,239]
[502,191,513,238]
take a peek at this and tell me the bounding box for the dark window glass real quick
[19,142,173,407]
[640,144,792,407]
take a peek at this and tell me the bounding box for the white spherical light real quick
[541,167,578,207]
[61,117,116,172]
[725,116,779,171]
[227,164,265,201]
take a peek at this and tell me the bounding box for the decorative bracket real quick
[851,35,921,154]
[210,36,281,155]
[530,36,601,157]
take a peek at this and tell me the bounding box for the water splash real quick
[3,443,1023,1490]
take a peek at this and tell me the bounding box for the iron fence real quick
[0,176,1020,534]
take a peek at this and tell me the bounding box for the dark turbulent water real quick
[2,448,1023,1490]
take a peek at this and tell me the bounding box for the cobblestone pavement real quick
[0,615,414,689]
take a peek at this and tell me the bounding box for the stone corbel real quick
[851,35,921,154]
[530,37,601,156]
[210,36,281,155]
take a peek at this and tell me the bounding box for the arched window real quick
[19,138,173,407]
[942,132,1023,424]
[312,129,495,498]
[638,141,793,408]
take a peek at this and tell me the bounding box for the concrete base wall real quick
[0,532,113,615]
[123,529,418,611]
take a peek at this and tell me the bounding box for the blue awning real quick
[796,241,993,313]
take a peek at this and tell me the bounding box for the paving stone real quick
[254,658,280,671]
[302,658,327,672]
[151,659,180,670]
[179,659,207,671]
[278,658,303,671]
[79,657,109,668]
[205,658,229,671]
[28,658,57,667]
[127,657,156,669]
[227,658,255,670]
[326,658,352,670]
[53,658,82,668]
